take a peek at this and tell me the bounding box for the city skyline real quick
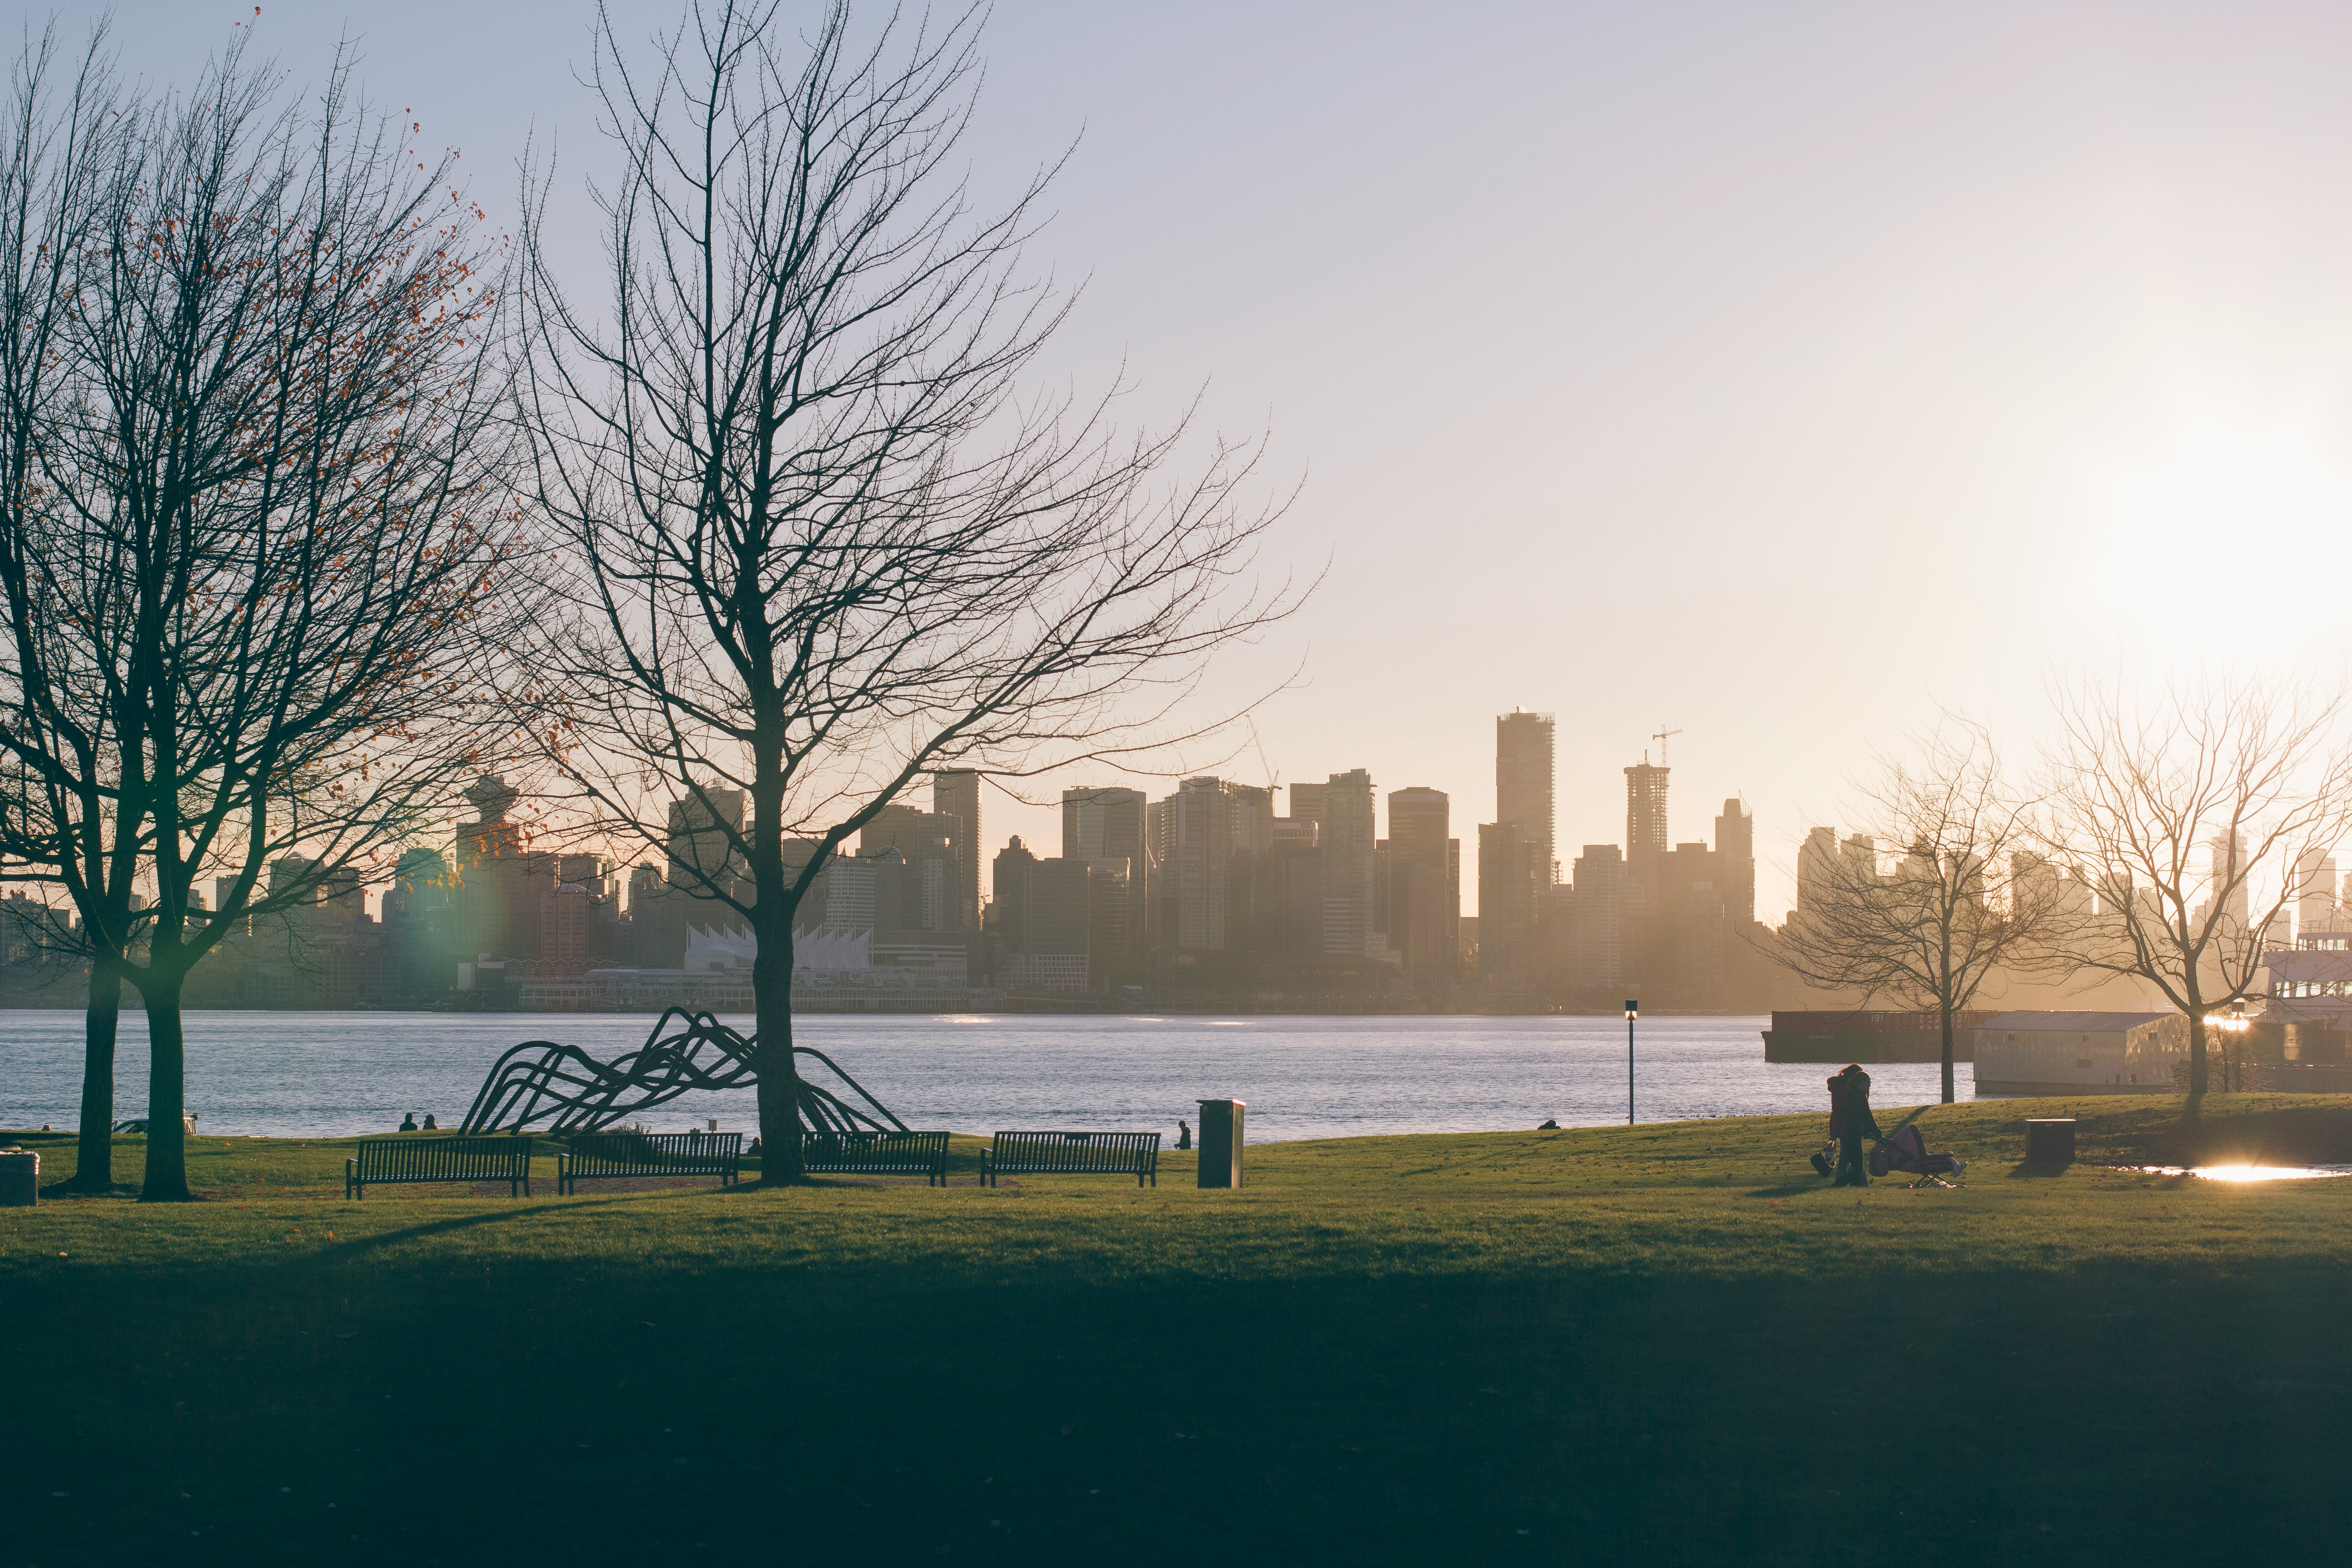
[42,1,2352,925]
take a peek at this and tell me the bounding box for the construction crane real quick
[1652,725,1683,765]
[1248,717,1280,795]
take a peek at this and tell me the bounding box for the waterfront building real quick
[1972,1011,2185,1094]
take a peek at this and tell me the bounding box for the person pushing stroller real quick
[1821,1063,1880,1187]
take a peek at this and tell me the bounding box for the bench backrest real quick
[353,1136,532,1181]
[989,1131,1160,1173]
[567,1131,742,1178]
[799,1130,949,1173]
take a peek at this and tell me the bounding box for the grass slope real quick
[7,1096,2352,1566]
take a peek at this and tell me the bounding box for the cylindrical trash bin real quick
[2025,1118,2077,1164]
[1197,1099,1245,1189]
[0,1147,38,1207]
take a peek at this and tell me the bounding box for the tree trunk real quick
[62,954,122,1192]
[1939,1000,1955,1105]
[2185,1003,2208,1102]
[752,912,803,1184]
[136,966,194,1202]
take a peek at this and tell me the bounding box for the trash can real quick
[2025,1118,2076,1164]
[1197,1099,1245,1189]
[0,1147,37,1207]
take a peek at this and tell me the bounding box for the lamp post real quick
[1625,999,1639,1125]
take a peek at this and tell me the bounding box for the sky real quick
[31,0,2352,918]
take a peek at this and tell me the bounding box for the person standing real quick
[1826,1063,1880,1187]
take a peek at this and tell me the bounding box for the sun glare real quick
[2144,1163,2352,1182]
[2090,422,2352,643]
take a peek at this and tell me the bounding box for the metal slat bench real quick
[557,1131,743,1195]
[798,1130,951,1186]
[982,1130,1160,1188]
[345,1136,535,1199]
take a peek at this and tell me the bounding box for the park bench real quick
[345,1136,534,1199]
[982,1130,1160,1188]
[797,1129,952,1186]
[558,1131,743,1195]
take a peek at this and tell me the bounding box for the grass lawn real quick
[7,1095,2352,1566]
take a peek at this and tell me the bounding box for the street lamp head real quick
[1624,1000,1639,1021]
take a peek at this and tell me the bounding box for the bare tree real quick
[0,22,143,1191]
[2,34,515,1200]
[516,0,1294,1179]
[2042,674,2352,1098]
[1771,720,2065,1103]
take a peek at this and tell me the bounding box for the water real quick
[0,1010,1978,1142]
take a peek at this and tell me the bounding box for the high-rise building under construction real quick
[1625,760,1670,864]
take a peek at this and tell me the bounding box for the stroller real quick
[1870,1123,1965,1187]
[1808,1121,1966,1188]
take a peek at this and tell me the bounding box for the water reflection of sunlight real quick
[2132,1163,2352,1182]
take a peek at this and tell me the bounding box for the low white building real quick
[1972,1010,2187,1095]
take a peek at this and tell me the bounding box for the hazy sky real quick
[35,0,2352,916]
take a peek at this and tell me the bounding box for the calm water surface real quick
[0,1010,1982,1141]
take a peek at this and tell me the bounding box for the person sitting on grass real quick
[1826,1063,1880,1187]
[398,1112,419,1132]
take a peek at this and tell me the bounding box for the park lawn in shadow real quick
[7,1095,2352,1565]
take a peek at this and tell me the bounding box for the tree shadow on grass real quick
[317,1194,662,1259]
[1746,1179,1830,1198]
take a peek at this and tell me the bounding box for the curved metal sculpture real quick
[460,1007,907,1137]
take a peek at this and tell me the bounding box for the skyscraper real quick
[931,769,982,931]
[1568,844,1623,988]
[1060,784,1153,968]
[2299,848,2343,934]
[1061,784,1148,866]
[1795,825,1838,917]
[1495,710,1555,879]
[1303,769,1377,956]
[1624,760,1669,863]
[1478,821,1541,979]
[861,803,962,932]
[1387,786,1455,982]
[1165,777,1235,950]
[1715,798,1755,926]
